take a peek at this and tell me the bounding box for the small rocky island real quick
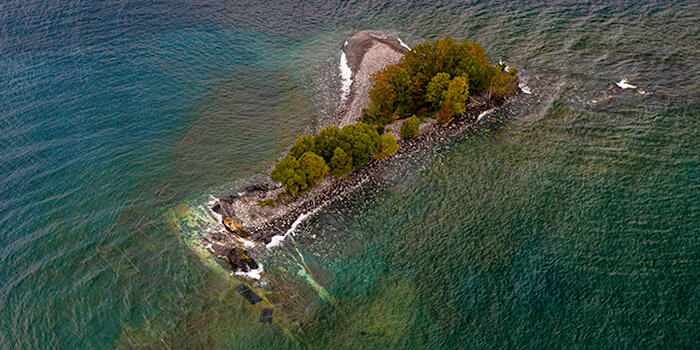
[202,30,521,277]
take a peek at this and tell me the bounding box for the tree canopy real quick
[363,37,517,127]
[271,122,388,194]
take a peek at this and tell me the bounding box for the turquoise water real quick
[1,1,698,348]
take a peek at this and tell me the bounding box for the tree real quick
[329,147,352,178]
[298,152,328,186]
[425,72,451,109]
[366,65,399,125]
[270,154,307,195]
[445,75,469,115]
[289,135,315,159]
[374,133,399,160]
[436,100,455,124]
[312,126,340,161]
[400,115,420,139]
[337,122,382,168]
[270,151,328,195]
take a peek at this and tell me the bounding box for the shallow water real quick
[0,1,698,349]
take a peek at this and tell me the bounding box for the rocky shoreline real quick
[201,30,522,276]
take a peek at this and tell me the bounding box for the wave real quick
[615,78,637,89]
[519,81,532,94]
[233,263,264,280]
[339,51,353,102]
[266,207,321,249]
[398,37,411,50]
[477,108,495,122]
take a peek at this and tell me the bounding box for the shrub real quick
[507,66,518,75]
[329,147,352,178]
[259,198,276,207]
[400,115,420,139]
[374,133,399,160]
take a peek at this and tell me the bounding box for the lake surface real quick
[0,1,698,348]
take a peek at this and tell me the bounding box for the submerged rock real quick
[227,247,258,272]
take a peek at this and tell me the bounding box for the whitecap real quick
[339,51,353,102]
[266,207,320,249]
[519,81,532,94]
[615,79,637,89]
[477,108,495,122]
[398,37,411,50]
[234,263,264,280]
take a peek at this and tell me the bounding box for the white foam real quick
[398,37,411,50]
[266,207,320,249]
[477,108,495,122]
[344,40,348,47]
[243,240,257,249]
[234,263,264,280]
[339,51,353,102]
[519,81,532,94]
[615,79,637,89]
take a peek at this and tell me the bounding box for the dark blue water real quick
[1,1,698,348]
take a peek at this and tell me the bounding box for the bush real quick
[329,147,352,178]
[400,115,420,139]
[374,133,399,160]
[259,198,276,207]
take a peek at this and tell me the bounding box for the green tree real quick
[329,147,352,178]
[298,152,328,186]
[366,65,399,125]
[312,126,340,161]
[400,115,420,139]
[337,122,382,168]
[270,154,307,195]
[425,72,451,109]
[374,133,399,160]
[444,75,469,115]
[270,151,328,195]
[289,135,315,159]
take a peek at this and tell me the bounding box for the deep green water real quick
[1,1,698,349]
